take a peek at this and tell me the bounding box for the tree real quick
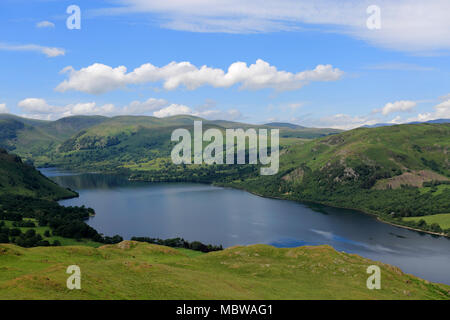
[0,233,9,243]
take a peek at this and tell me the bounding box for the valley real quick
[0,113,449,236]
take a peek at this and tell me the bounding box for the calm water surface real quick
[41,168,450,285]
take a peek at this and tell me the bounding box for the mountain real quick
[230,123,450,235]
[0,114,108,161]
[0,241,448,299]
[409,119,450,124]
[264,122,305,129]
[0,114,341,168]
[0,148,75,200]
[362,119,450,128]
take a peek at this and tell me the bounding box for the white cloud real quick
[407,99,450,122]
[307,113,378,130]
[16,97,242,121]
[55,59,344,94]
[36,21,55,28]
[153,104,192,117]
[95,0,450,52]
[389,116,402,124]
[0,43,65,57]
[123,98,168,114]
[0,103,9,113]
[152,103,243,120]
[18,98,65,114]
[66,102,116,116]
[377,100,417,115]
[18,98,117,119]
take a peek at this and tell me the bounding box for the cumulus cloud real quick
[0,43,65,57]
[0,103,9,113]
[55,59,344,94]
[123,98,168,114]
[152,103,242,120]
[36,21,55,28]
[308,113,378,130]
[18,98,117,119]
[16,97,243,121]
[377,100,417,115]
[18,98,65,113]
[153,104,192,117]
[94,0,450,53]
[407,99,450,122]
[324,98,448,129]
[67,102,116,116]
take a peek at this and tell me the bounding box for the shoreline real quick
[219,182,450,239]
[44,167,450,239]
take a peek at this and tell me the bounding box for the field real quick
[0,241,449,300]
[403,213,450,230]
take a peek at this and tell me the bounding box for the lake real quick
[41,168,450,285]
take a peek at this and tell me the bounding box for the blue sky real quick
[0,0,449,129]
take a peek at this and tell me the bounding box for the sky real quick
[0,0,449,129]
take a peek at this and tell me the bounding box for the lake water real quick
[41,168,450,285]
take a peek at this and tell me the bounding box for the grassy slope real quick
[0,241,449,300]
[0,148,75,200]
[404,213,450,229]
[0,114,108,162]
[276,123,449,175]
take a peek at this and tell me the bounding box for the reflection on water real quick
[40,168,450,285]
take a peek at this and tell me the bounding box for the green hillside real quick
[0,148,75,200]
[0,114,108,161]
[230,123,450,235]
[0,241,448,300]
[0,114,340,167]
[0,149,119,247]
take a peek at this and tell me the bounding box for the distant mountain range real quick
[362,119,450,128]
[0,113,341,167]
[263,122,306,129]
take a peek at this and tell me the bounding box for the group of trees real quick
[131,237,223,253]
[129,163,259,184]
[0,194,123,247]
[400,218,446,234]
[0,221,61,247]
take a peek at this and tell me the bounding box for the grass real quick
[0,241,449,300]
[419,184,450,196]
[403,213,450,230]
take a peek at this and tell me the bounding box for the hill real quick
[0,114,108,160]
[0,114,340,167]
[229,123,450,235]
[264,122,304,129]
[0,148,75,200]
[0,241,448,300]
[362,118,450,128]
[0,149,118,247]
